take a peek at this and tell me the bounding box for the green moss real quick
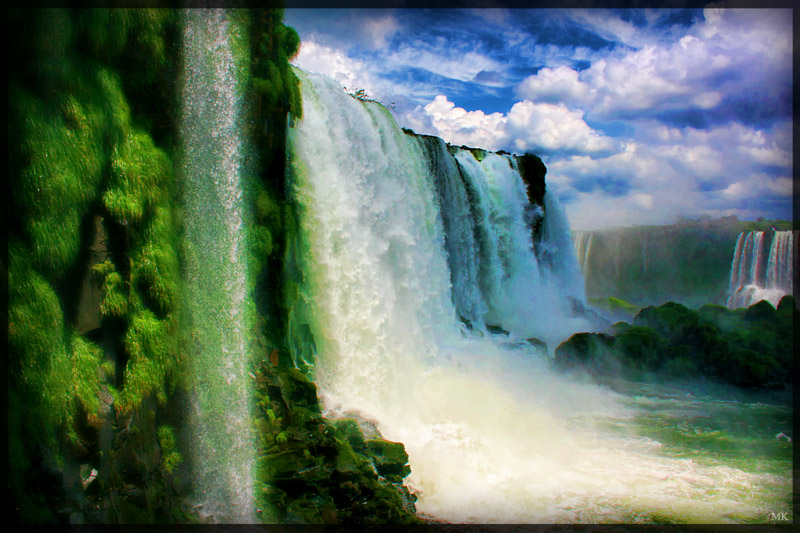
[129,202,180,315]
[120,309,179,411]
[68,331,104,414]
[95,260,128,318]
[104,129,171,224]
[157,425,182,475]
[8,241,73,428]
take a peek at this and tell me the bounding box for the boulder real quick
[554,332,618,376]
[525,337,548,354]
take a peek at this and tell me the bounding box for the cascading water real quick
[287,69,790,523]
[417,136,488,331]
[726,230,795,309]
[572,230,594,279]
[766,230,795,297]
[538,190,586,305]
[454,151,590,346]
[179,10,256,523]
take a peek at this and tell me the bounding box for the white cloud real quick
[406,95,619,156]
[506,101,618,155]
[362,13,400,49]
[513,8,792,123]
[515,66,592,106]
[293,40,378,97]
[386,43,503,85]
[407,95,508,151]
[633,193,654,209]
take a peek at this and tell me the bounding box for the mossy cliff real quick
[9,8,417,524]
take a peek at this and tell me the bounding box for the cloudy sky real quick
[285,7,793,230]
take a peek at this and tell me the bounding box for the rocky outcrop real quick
[252,353,419,525]
[554,296,794,388]
[75,215,111,335]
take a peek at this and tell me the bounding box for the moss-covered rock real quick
[252,357,419,525]
[556,299,792,389]
[554,332,619,376]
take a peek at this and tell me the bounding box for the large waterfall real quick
[726,230,796,309]
[179,10,256,523]
[285,70,779,523]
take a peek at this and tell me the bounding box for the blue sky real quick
[285,8,793,230]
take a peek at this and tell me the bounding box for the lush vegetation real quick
[8,9,184,522]
[252,355,419,524]
[555,296,795,389]
[8,7,421,525]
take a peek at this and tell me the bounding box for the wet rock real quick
[486,324,509,336]
[75,215,111,335]
[525,337,548,354]
[554,332,618,376]
[364,439,411,482]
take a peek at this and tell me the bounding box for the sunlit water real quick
[288,69,793,525]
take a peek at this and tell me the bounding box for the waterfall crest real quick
[180,10,255,523]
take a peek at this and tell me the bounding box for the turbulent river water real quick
[286,69,793,524]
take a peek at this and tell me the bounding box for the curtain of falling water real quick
[179,9,255,523]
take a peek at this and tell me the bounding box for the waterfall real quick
[179,10,255,523]
[539,190,586,304]
[766,230,794,294]
[417,136,488,331]
[454,151,589,345]
[726,230,795,309]
[572,230,594,278]
[286,69,768,523]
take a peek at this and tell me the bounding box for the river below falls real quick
[561,378,793,524]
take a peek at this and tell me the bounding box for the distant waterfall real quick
[179,10,255,523]
[572,230,594,278]
[726,230,796,309]
[766,231,794,294]
[285,69,767,523]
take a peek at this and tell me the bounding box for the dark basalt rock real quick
[486,324,510,336]
[525,337,548,354]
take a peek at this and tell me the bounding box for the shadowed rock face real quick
[76,215,111,335]
[516,153,547,208]
[516,153,547,242]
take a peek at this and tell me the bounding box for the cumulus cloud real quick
[406,95,620,156]
[506,101,619,155]
[513,8,792,127]
[514,66,591,106]
[406,95,508,151]
[293,40,378,97]
[551,120,794,230]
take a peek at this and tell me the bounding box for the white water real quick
[288,70,787,523]
[572,230,594,279]
[417,136,488,331]
[726,230,795,309]
[180,10,255,523]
